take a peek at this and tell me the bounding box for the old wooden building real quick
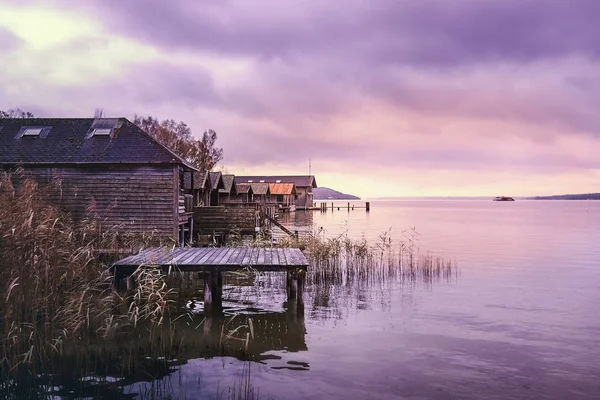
[268,182,297,210]
[208,171,225,206]
[235,176,317,209]
[218,174,237,204]
[0,117,197,245]
[248,182,271,204]
[232,182,254,203]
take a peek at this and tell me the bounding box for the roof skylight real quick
[22,128,43,136]
[92,128,112,136]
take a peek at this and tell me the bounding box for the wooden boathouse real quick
[0,117,198,245]
[235,176,317,210]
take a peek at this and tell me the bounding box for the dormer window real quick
[92,128,112,136]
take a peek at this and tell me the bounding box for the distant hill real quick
[314,187,360,200]
[531,193,600,200]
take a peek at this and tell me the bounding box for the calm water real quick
[57,201,600,398]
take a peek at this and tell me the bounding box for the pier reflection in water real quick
[176,272,308,366]
[8,272,308,399]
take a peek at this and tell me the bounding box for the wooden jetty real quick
[317,201,370,212]
[112,247,309,313]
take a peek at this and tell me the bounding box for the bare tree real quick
[94,108,104,118]
[133,115,223,171]
[0,109,34,118]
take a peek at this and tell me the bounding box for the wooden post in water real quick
[286,269,299,315]
[125,274,136,291]
[366,202,370,212]
[297,270,305,306]
[204,275,212,311]
[286,270,296,298]
[348,202,350,211]
[204,270,222,314]
[213,270,223,313]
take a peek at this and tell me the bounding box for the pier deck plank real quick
[113,247,309,273]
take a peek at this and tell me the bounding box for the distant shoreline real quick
[368,195,600,201]
[529,193,600,200]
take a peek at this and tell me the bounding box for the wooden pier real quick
[317,201,370,212]
[112,247,309,313]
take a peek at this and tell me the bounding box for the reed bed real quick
[0,171,177,392]
[245,227,457,286]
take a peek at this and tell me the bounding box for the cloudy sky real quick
[1,0,599,197]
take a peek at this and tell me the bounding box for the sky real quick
[1,0,599,198]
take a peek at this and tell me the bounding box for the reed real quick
[0,171,175,386]
[250,226,456,286]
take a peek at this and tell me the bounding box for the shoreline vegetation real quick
[530,193,600,200]
[0,171,456,399]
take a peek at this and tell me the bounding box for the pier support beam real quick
[204,269,223,315]
[286,269,305,311]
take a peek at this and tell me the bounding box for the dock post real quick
[205,269,222,315]
[286,270,298,300]
[126,275,136,291]
[113,268,122,289]
[366,201,370,212]
[215,270,223,310]
[348,202,350,211]
[297,270,305,306]
[204,275,212,311]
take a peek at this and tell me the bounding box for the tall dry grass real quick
[240,226,457,286]
[0,170,176,385]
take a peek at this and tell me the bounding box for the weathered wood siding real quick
[225,193,252,203]
[295,187,308,208]
[194,204,260,235]
[10,165,177,238]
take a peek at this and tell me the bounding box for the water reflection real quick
[4,273,309,399]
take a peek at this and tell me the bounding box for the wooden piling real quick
[297,271,305,306]
[366,201,370,212]
[204,276,212,308]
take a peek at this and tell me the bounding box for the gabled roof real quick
[235,175,317,188]
[220,174,236,194]
[208,171,225,190]
[249,182,270,195]
[193,171,209,189]
[235,183,254,195]
[269,182,297,195]
[0,117,197,170]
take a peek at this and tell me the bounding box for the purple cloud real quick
[3,0,600,195]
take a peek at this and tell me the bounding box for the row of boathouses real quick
[0,117,317,246]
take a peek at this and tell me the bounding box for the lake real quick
[36,200,600,399]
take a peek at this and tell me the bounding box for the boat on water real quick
[493,196,515,201]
